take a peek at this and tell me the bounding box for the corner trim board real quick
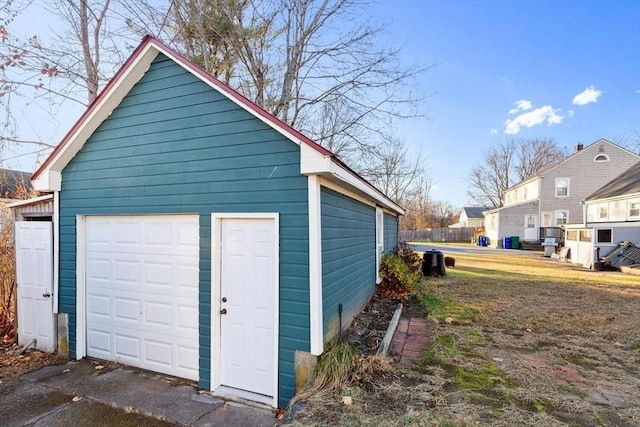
[308,176,324,356]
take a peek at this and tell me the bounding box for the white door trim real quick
[210,213,279,408]
[76,215,87,359]
[15,221,55,352]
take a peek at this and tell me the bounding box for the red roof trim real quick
[31,36,400,212]
[32,35,155,180]
[150,37,334,158]
[33,35,333,180]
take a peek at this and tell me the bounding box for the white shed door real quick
[16,221,55,352]
[219,218,276,397]
[85,215,199,380]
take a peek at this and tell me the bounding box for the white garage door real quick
[85,215,199,380]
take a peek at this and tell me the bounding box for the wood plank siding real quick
[58,54,309,407]
[320,187,376,341]
[384,213,398,252]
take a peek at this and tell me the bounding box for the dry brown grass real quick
[291,252,640,426]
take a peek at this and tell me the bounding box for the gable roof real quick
[507,139,640,191]
[0,168,32,199]
[587,161,640,201]
[462,207,489,219]
[32,35,403,214]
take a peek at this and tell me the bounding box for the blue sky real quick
[4,0,640,209]
[370,0,640,207]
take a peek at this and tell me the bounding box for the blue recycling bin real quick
[503,237,511,249]
[480,236,487,247]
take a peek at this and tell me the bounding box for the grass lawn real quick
[291,252,640,426]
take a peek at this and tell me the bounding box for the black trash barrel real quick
[422,249,446,277]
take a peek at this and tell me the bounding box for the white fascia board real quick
[35,46,159,191]
[586,193,640,205]
[32,171,62,192]
[300,143,333,174]
[329,162,404,214]
[6,194,53,208]
[300,144,403,214]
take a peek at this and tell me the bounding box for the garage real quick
[83,215,200,380]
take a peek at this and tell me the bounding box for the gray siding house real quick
[28,36,401,408]
[565,161,640,267]
[484,140,640,248]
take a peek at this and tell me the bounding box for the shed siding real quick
[384,213,398,253]
[321,187,376,341]
[58,54,309,407]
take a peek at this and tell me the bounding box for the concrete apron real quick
[0,359,275,427]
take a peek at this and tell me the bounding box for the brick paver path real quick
[391,317,429,364]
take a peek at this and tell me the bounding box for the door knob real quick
[220,308,227,315]
[221,297,227,302]
[42,292,51,298]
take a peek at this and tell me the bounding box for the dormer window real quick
[594,154,609,162]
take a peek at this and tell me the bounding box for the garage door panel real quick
[85,215,199,381]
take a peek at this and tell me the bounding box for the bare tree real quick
[515,137,563,181]
[158,0,430,166]
[0,0,136,163]
[361,138,424,204]
[467,139,517,208]
[467,137,565,208]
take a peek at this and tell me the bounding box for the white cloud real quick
[508,100,533,115]
[567,110,575,118]
[504,105,563,135]
[572,85,602,105]
[490,128,498,134]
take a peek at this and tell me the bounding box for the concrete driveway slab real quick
[2,359,276,426]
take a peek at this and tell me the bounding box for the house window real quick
[541,212,552,227]
[526,215,536,229]
[375,208,383,284]
[566,230,578,241]
[579,229,592,242]
[599,205,608,220]
[630,200,640,218]
[594,154,609,162]
[555,178,569,197]
[596,229,612,243]
[555,210,568,225]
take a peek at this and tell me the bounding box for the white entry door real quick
[16,221,55,352]
[218,217,277,399]
[84,215,200,380]
[524,214,538,241]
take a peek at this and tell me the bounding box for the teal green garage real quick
[32,36,402,409]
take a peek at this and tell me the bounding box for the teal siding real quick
[58,54,309,408]
[320,187,376,341]
[384,213,398,253]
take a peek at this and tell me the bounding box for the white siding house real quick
[565,161,640,268]
[449,207,489,228]
[483,139,640,248]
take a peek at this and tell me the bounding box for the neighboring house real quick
[21,36,402,408]
[0,168,32,203]
[483,139,640,248]
[0,168,33,230]
[564,161,640,267]
[449,207,489,228]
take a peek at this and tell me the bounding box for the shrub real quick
[378,251,422,299]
